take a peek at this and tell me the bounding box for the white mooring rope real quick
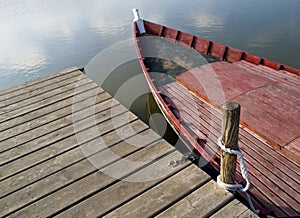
[217,137,260,214]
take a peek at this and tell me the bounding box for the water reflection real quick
[0,0,299,91]
[0,27,47,75]
[191,14,225,33]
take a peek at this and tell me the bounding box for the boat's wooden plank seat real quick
[235,60,299,87]
[159,81,300,217]
[176,61,300,163]
[234,60,300,160]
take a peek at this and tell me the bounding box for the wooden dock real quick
[0,68,258,217]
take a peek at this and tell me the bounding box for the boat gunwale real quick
[141,20,299,76]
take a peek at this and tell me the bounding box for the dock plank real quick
[0,91,111,143]
[0,73,89,115]
[4,139,174,217]
[0,84,100,132]
[0,99,122,159]
[0,67,259,218]
[0,121,152,198]
[156,180,234,218]
[0,79,97,124]
[0,70,83,108]
[104,164,211,218]
[0,108,136,180]
[57,152,191,217]
[0,67,79,99]
[211,199,259,218]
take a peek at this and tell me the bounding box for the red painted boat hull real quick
[133,19,300,217]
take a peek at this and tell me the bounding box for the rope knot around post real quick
[217,102,259,214]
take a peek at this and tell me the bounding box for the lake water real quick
[1,0,299,89]
[1,0,299,122]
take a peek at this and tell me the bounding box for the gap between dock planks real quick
[0,67,258,217]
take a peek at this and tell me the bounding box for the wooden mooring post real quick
[220,102,241,185]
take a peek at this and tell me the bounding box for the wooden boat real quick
[132,9,300,217]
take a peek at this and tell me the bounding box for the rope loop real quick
[217,137,260,214]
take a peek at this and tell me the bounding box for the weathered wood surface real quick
[0,68,257,217]
[156,180,234,218]
[220,102,240,185]
[104,165,212,218]
[159,81,300,217]
[211,199,258,218]
[176,61,300,162]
